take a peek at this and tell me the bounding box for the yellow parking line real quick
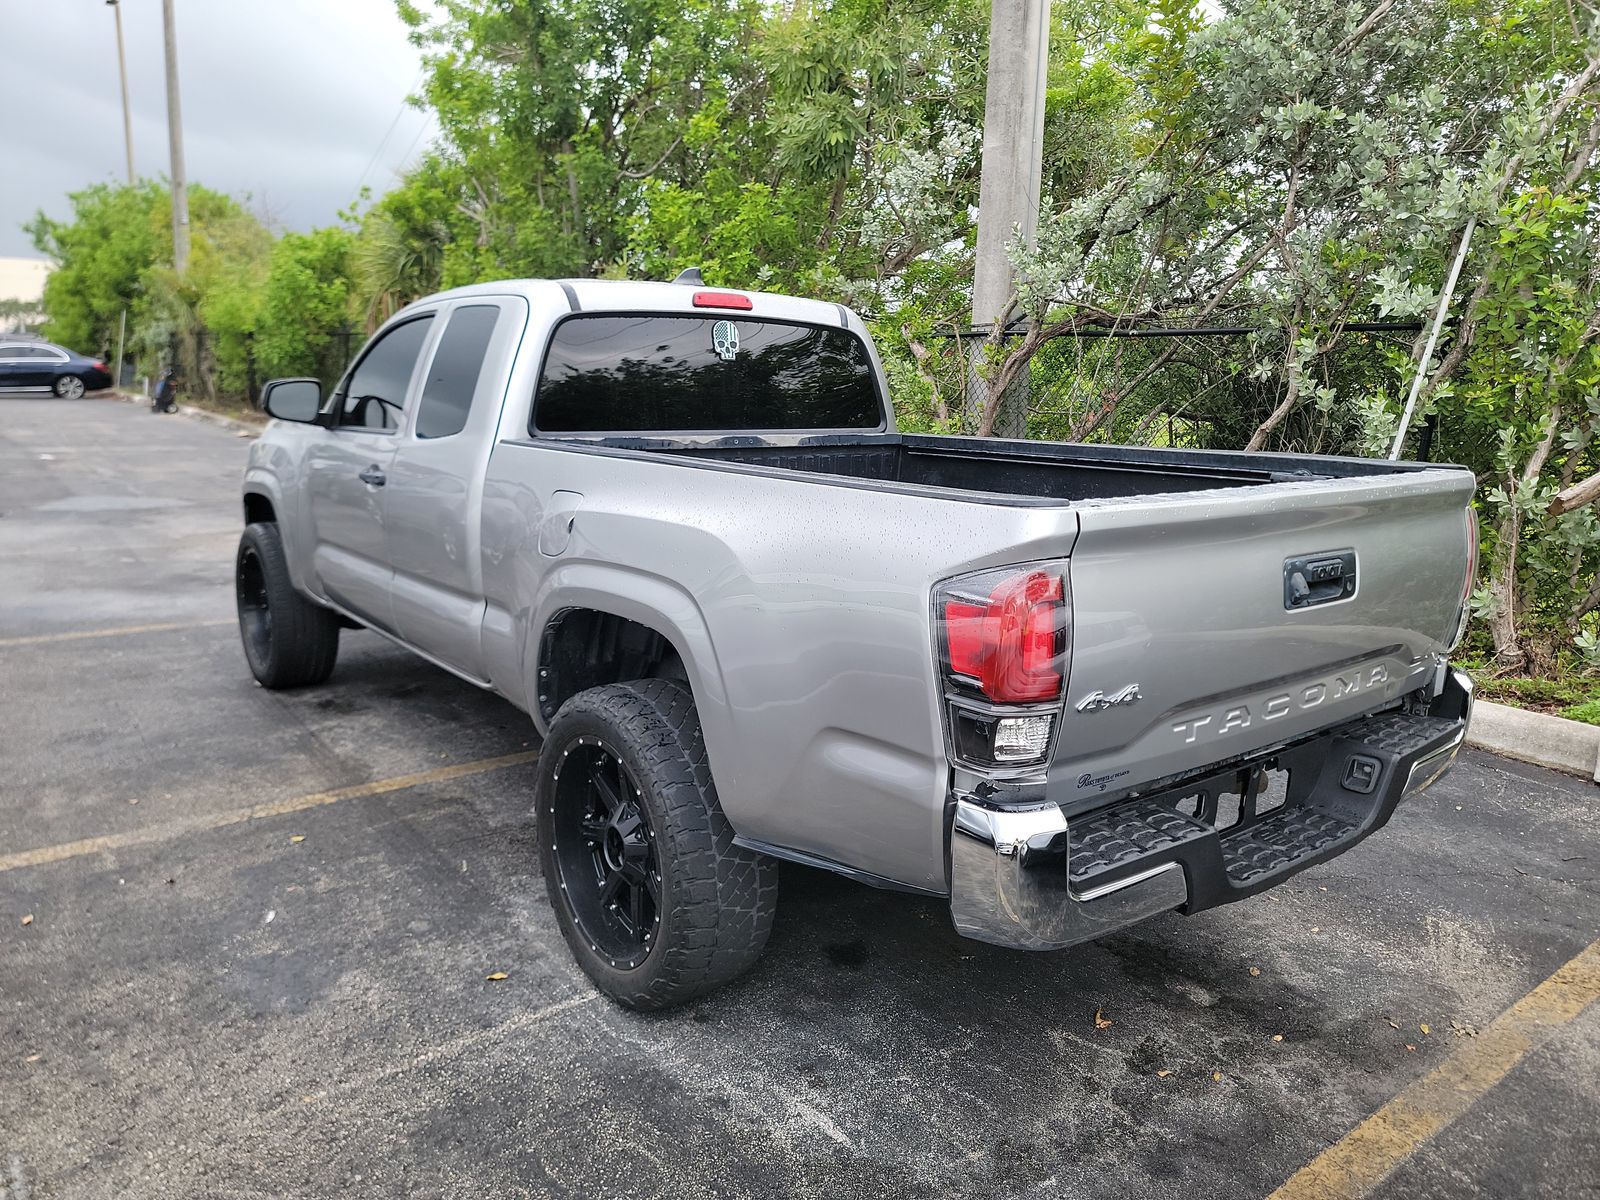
[0,750,539,874]
[0,619,234,648]
[1270,937,1600,1200]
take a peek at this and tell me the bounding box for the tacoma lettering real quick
[1171,665,1390,744]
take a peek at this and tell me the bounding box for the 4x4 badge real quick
[1075,684,1142,713]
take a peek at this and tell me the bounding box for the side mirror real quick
[262,378,323,423]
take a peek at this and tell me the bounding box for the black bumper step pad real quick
[1063,702,1467,911]
[1068,797,1214,885]
[1350,712,1462,758]
[1218,808,1354,884]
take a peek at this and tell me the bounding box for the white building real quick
[0,257,50,333]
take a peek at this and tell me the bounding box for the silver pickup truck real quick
[238,276,1476,1009]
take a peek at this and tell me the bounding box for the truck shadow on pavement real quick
[303,636,1457,1077]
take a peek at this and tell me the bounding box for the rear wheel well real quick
[244,493,276,525]
[538,609,689,723]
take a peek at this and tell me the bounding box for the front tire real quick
[236,522,340,688]
[54,374,85,399]
[538,680,778,1010]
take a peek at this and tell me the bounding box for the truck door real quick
[386,297,524,679]
[303,313,435,632]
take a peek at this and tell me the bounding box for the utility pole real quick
[108,0,134,393]
[970,0,1050,438]
[107,0,135,184]
[162,0,190,277]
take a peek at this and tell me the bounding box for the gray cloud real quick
[1,0,437,257]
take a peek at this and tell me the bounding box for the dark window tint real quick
[340,315,434,432]
[534,315,882,432]
[416,305,501,439]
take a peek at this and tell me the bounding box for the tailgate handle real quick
[1284,550,1356,609]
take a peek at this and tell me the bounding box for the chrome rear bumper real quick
[950,798,1188,950]
[949,668,1473,952]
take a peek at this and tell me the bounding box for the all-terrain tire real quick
[537,680,778,1010]
[236,521,340,689]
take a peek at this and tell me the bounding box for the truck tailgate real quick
[1051,468,1475,812]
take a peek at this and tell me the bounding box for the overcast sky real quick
[0,0,437,258]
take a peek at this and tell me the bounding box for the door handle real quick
[358,466,386,487]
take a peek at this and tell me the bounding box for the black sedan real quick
[0,339,113,398]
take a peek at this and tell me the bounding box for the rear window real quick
[533,314,883,433]
[416,304,501,439]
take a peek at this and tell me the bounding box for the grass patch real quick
[1557,699,1600,726]
[1455,654,1600,721]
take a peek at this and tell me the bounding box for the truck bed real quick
[583,432,1444,504]
[518,427,1474,830]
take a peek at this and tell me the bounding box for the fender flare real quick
[242,467,317,597]
[525,562,742,800]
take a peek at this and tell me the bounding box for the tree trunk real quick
[1245,317,1305,452]
[1487,502,1526,671]
[1489,408,1563,670]
[903,331,950,425]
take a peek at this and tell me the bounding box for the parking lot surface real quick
[3,395,1599,1199]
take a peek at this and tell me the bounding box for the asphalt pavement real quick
[2,394,1598,1199]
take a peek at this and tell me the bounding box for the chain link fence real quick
[917,323,1437,459]
[149,323,363,412]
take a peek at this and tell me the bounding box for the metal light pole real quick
[106,0,135,183]
[107,0,134,392]
[969,0,1051,437]
[162,0,190,278]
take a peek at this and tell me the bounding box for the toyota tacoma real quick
[237,275,1476,1009]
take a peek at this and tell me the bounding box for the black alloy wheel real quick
[548,736,661,969]
[234,522,340,688]
[236,543,273,666]
[535,679,777,1008]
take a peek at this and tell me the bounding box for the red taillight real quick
[944,600,988,678]
[91,360,106,371]
[941,569,1065,703]
[692,290,753,310]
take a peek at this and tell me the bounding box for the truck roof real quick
[418,278,856,331]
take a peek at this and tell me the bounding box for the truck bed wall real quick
[643,433,1442,504]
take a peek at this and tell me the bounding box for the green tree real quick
[253,227,359,384]
[27,182,167,355]
[397,0,768,279]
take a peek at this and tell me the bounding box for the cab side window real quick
[338,316,434,433]
[415,305,502,440]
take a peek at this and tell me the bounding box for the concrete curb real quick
[107,390,264,438]
[174,404,264,438]
[1467,699,1600,782]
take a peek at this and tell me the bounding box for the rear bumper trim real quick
[949,796,1189,951]
[948,667,1472,952]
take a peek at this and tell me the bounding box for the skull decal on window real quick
[711,319,740,362]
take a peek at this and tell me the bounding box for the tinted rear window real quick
[533,315,882,433]
[416,304,501,439]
